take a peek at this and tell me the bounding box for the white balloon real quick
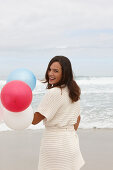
[0,99,4,122]
[3,105,34,130]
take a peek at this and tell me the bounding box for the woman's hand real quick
[74,115,81,131]
[32,112,45,125]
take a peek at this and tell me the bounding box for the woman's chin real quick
[49,81,55,85]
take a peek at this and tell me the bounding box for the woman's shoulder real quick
[43,87,63,103]
[46,86,68,97]
[47,87,62,95]
[50,86,68,92]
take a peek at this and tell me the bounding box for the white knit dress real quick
[37,86,85,170]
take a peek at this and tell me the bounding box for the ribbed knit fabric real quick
[37,87,85,170]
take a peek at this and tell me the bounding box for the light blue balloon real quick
[7,68,36,91]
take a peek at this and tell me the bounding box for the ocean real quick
[0,76,113,131]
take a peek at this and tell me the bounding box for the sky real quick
[0,0,113,78]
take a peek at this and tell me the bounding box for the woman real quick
[32,56,85,170]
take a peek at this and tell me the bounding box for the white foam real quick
[77,77,113,85]
[0,77,113,131]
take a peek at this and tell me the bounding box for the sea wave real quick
[0,77,113,131]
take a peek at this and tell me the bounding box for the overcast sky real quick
[0,0,113,78]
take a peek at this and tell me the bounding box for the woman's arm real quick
[74,115,81,131]
[32,112,45,125]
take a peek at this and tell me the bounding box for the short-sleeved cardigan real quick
[37,86,85,170]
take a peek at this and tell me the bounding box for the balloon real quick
[0,102,4,122]
[3,105,34,130]
[7,68,36,91]
[0,96,4,122]
[1,80,32,112]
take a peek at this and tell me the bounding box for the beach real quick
[0,128,113,170]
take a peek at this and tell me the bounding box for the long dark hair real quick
[45,56,81,102]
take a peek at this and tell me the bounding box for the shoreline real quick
[0,128,113,170]
[0,126,113,132]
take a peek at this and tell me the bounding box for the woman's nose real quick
[49,70,54,76]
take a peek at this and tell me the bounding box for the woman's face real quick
[48,62,62,85]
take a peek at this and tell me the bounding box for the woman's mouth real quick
[49,77,55,81]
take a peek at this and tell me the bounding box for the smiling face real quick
[48,62,62,85]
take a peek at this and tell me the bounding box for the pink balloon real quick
[1,80,32,112]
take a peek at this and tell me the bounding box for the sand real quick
[0,128,113,170]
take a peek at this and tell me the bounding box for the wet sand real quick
[0,128,113,170]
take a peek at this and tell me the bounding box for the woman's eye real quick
[55,70,58,72]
